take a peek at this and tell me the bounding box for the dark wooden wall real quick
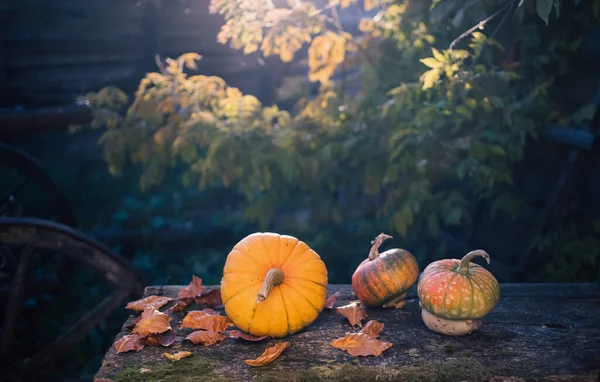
[1,0,283,109]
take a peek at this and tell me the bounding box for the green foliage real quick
[536,0,556,25]
[76,0,599,282]
[532,223,600,282]
[534,0,600,24]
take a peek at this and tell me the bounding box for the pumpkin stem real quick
[368,233,393,261]
[257,268,285,302]
[457,250,491,274]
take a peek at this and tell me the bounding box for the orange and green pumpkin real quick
[417,249,500,336]
[221,232,328,338]
[351,233,419,308]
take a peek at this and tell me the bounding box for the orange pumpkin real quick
[221,232,328,338]
[417,249,500,336]
[351,233,419,308]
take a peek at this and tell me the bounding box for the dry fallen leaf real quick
[172,299,192,312]
[142,330,176,347]
[360,320,384,338]
[178,275,204,299]
[185,330,226,346]
[125,315,142,330]
[140,368,151,374]
[336,301,368,327]
[125,295,173,312]
[132,307,172,335]
[324,292,340,309]
[200,308,219,315]
[181,311,233,332]
[243,342,291,367]
[228,330,269,342]
[162,351,192,361]
[114,334,145,353]
[195,287,223,308]
[331,333,392,357]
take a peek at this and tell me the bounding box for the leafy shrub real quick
[74,0,599,281]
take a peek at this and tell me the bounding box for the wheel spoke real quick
[0,177,28,209]
[0,245,34,360]
[0,218,146,378]
[23,288,131,375]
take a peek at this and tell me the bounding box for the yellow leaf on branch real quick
[308,32,350,84]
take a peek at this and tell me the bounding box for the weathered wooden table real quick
[95,283,600,382]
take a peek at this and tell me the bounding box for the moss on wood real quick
[254,359,524,382]
[94,284,600,382]
[114,356,231,382]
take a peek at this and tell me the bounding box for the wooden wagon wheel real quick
[0,143,79,290]
[0,143,76,225]
[0,217,146,381]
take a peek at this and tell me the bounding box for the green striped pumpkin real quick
[351,233,419,308]
[417,250,500,321]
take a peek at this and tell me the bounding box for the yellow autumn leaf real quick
[431,47,445,62]
[217,20,263,55]
[180,53,202,70]
[420,68,441,90]
[337,0,358,8]
[359,18,376,33]
[420,57,443,69]
[261,25,311,63]
[162,351,192,361]
[157,99,176,114]
[364,0,378,11]
[308,32,348,84]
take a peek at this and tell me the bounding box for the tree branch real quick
[449,1,514,51]
[490,0,515,41]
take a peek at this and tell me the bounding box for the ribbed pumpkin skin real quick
[351,249,419,307]
[221,232,328,338]
[418,259,500,320]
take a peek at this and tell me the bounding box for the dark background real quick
[1,0,599,380]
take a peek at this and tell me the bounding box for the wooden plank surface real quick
[94,284,600,381]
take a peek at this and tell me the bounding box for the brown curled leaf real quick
[331,333,392,357]
[181,311,233,332]
[114,333,145,353]
[125,315,142,330]
[243,342,291,367]
[360,320,385,338]
[195,287,223,308]
[178,275,204,299]
[228,330,269,342]
[172,299,192,312]
[185,330,226,346]
[336,301,367,327]
[125,295,173,312]
[324,291,340,309]
[200,308,219,315]
[132,307,172,335]
[142,330,176,347]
